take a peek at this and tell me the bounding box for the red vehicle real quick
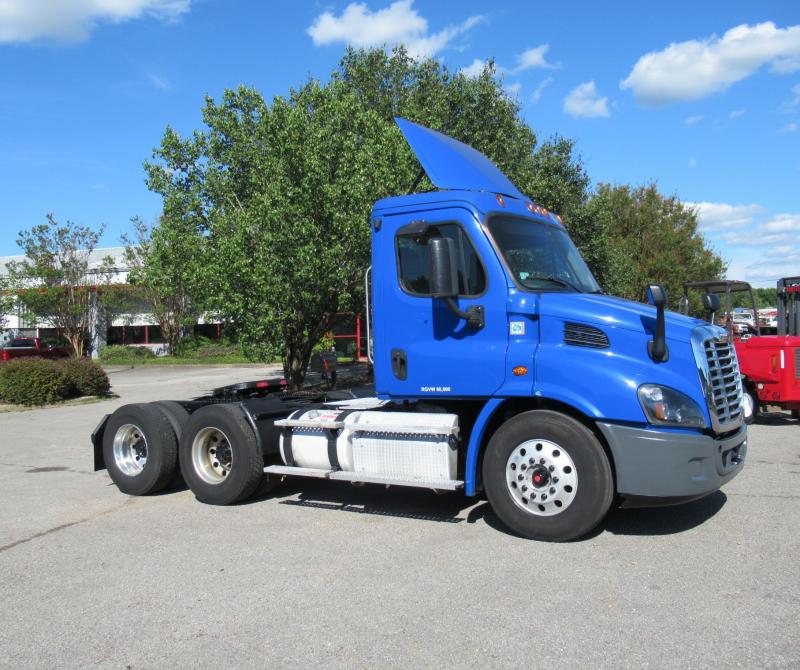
[0,337,72,361]
[681,280,800,423]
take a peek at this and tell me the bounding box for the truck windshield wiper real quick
[524,274,582,292]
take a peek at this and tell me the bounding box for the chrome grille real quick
[703,336,743,429]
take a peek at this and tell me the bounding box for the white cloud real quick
[563,80,609,118]
[512,44,557,72]
[690,202,763,231]
[530,77,553,104]
[620,22,800,106]
[307,1,484,59]
[0,0,189,43]
[761,213,800,232]
[781,121,799,133]
[461,58,486,78]
[729,109,746,119]
[685,115,703,125]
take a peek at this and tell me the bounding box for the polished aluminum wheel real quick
[112,423,147,476]
[505,439,578,516]
[191,427,233,485]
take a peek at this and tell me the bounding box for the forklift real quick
[681,279,800,423]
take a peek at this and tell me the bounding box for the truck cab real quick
[93,119,747,542]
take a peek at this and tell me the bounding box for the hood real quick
[395,117,524,199]
[539,292,710,342]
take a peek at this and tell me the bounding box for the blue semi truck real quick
[92,119,747,541]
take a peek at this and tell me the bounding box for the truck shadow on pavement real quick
[234,477,729,540]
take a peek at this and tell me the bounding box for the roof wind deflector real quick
[395,118,525,199]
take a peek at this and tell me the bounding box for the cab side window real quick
[397,223,486,297]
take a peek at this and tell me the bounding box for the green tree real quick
[122,216,206,355]
[6,214,114,357]
[592,183,726,307]
[145,47,593,387]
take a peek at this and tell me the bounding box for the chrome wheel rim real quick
[191,427,233,485]
[506,439,578,516]
[113,423,147,476]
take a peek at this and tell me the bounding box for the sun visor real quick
[395,117,524,199]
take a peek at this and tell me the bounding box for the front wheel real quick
[482,410,614,542]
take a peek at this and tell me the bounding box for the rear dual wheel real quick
[179,404,269,505]
[103,403,180,496]
[483,410,614,542]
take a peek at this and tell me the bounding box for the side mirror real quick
[646,284,667,307]
[428,237,458,298]
[427,236,484,329]
[645,284,668,363]
[702,293,721,314]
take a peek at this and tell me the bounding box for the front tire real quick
[482,410,614,542]
[180,404,264,505]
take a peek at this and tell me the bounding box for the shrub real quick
[99,345,157,362]
[62,357,111,396]
[0,358,71,405]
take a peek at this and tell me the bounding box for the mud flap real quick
[92,414,110,471]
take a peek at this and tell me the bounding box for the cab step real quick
[263,465,463,490]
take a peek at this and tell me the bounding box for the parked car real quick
[0,337,71,361]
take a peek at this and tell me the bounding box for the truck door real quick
[376,208,508,398]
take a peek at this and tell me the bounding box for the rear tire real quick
[482,410,614,542]
[153,401,190,486]
[180,404,264,505]
[103,403,178,495]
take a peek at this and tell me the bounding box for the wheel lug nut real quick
[548,465,555,472]
[529,458,534,465]
[530,492,536,499]
[521,485,528,492]
[518,474,524,481]
[539,458,546,465]
[549,487,556,494]
[520,464,527,470]
[541,494,547,501]
[553,477,559,483]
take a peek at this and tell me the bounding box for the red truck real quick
[0,337,72,361]
[681,280,800,422]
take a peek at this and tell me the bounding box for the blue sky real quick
[0,0,798,287]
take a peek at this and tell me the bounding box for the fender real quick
[464,398,505,495]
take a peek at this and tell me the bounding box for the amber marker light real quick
[496,194,506,207]
[512,366,528,376]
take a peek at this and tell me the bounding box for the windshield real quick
[486,215,601,293]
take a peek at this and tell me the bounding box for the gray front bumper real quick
[597,422,747,501]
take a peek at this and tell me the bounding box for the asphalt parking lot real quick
[1,365,799,669]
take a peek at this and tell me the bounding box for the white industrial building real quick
[0,246,222,356]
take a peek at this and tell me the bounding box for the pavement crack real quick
[0,498,135,554]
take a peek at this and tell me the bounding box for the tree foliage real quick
[591,184,726,307]
[122,216,206,355]
[6,214,115,357]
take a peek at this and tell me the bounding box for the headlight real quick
[637,384,707,429]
